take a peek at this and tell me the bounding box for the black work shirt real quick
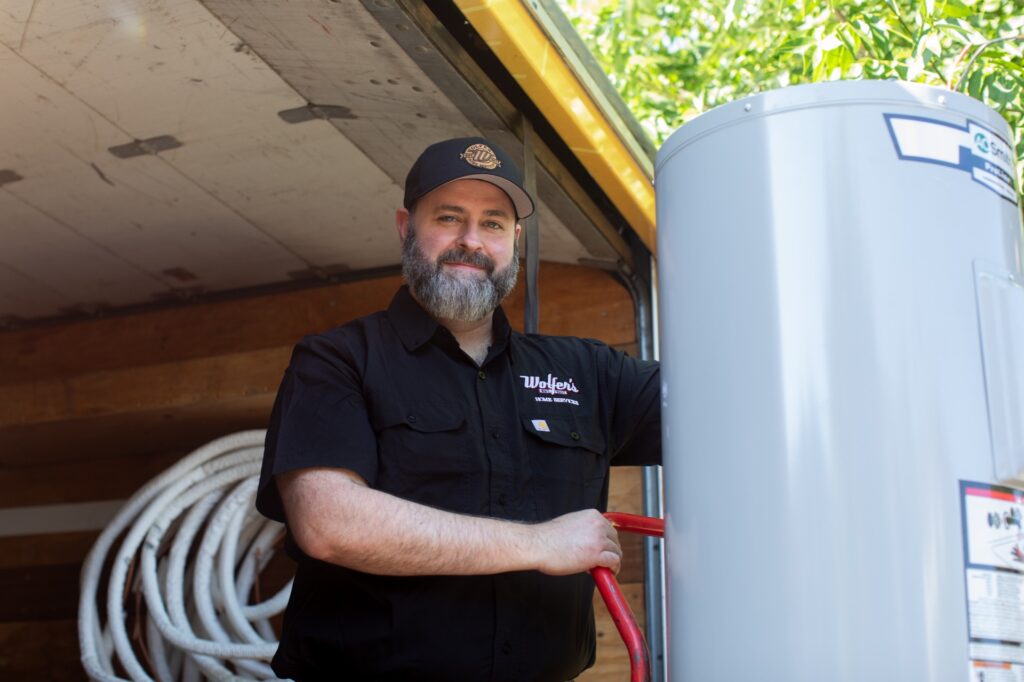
[257,286,660,682]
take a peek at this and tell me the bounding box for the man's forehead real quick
[433,203,513,218]
[417,179,516,216]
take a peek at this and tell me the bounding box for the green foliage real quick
[558,0,1024,198]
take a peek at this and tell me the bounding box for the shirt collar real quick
[387,286,441,351]
[386,285,513,359]
[488,304,513,363]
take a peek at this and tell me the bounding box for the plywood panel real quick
[0,449,182,508]
[0,530,98,569]
[0,263,631,383]
[608,466,646,585]
[0,275,403,383]
[0,577,646,681]
[0,620,86,681]
[506,266,635,346]
[0,347,289,428]
[583,580,647,682]
[608,465,644,514]
[0,393,273,468]
[0,261,645,682]
[0,265,634,467]
[0,563,79,621]
[0,571,647,681]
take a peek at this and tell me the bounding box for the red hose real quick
[604,512,664,538]
[590,566,650,682]
[589,513,664,682]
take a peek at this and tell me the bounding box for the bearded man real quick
[256,137,661,681]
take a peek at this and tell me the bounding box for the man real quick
[256,137,660,681]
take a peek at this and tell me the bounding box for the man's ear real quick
[396,207,411,243]
[514,223,522,243]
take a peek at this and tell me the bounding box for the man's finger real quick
[599,550,622,575]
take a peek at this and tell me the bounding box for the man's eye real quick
[439,215,459,223]
[485,221,504,230]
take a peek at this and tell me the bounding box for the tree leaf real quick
[556,0,1024,204]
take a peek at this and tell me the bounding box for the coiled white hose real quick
[78,430,292,681]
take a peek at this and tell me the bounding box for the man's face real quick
[397,179,522,322]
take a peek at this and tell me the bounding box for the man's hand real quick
[529,509,622,576]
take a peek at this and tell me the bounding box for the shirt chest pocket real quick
[522,414,607,517]
[371,401,478,510]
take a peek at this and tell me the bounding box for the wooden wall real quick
[0,261,650,680]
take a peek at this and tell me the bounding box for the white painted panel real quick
[203,0,590,267]
[0,189,163,308]
[0,0,34,49]
[8,155,304,290]
[200,0,473,263]
[10,0,404,272]
[0,0,592,320]
[536,205,591,264]
[178,119,404,269]
[1,41,308,295]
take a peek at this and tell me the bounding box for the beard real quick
[401,223,519,322]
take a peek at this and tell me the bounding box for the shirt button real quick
[570,431,581,441]
[491,429,500,439]
[478,370,487,380]
[498,493,507,506]
[501,640,511,655]
[407,414,417,423]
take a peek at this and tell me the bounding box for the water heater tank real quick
[656,80,1023,681]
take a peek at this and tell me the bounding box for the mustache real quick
[437,248,495,273]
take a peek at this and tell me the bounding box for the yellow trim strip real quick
[454,0,656,252]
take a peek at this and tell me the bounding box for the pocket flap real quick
[373,401,465,432]
[521,414,604,455]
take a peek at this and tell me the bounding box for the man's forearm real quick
[278,467,620,577]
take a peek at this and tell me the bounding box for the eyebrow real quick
[435,204,512,219]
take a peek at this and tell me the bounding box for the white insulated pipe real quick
[78,430,290,682]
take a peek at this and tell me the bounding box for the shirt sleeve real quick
[256,332,379,522]
[602,345,662,467]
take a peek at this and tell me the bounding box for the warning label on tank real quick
[884,114,1018,205]
[972,660,1024,682]
[963,482,1024,672]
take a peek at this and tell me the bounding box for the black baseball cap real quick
[403,137,535,220]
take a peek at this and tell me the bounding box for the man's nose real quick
[455,221,486,250]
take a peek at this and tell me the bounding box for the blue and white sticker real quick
[884,113,1018,205]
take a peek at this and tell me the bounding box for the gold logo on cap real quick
[460,144,502,170]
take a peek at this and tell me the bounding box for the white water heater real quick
[656,81,1023,681]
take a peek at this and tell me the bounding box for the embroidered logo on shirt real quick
[531,419,551,432]
[520,373,580,406]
